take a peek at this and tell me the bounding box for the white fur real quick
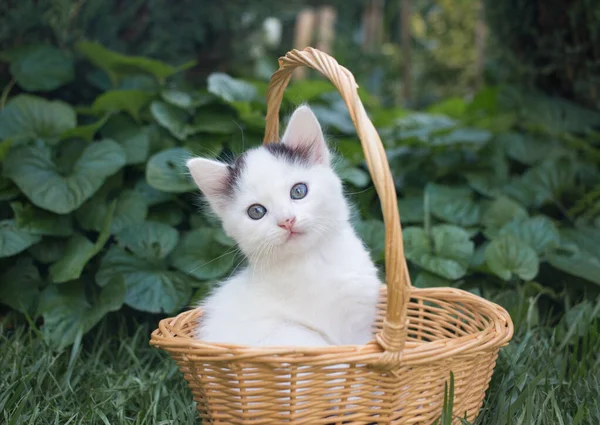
[186,105,381,348]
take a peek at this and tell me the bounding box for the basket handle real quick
[264,47,412,360]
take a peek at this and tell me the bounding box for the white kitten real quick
[186,105,381,347]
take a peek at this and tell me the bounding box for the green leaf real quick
[150,101,193,140]
[559,227,600,256]
[425,183,481,227]
[191,112,238,134]
[147,202,184,226]
[207,72,258,103]
[49,201,115,283]
[0,94,76,144]
[0,219,41,258]
[77,40,194,85]
[547,248,600,286]
[284,80,335,103]
[497,132,552,165]
[398,195,425,224]
[134,179,173,206]
[160,89,213,109]
[96,246,192,313]
[0,257,42,314]
[60,114,110,142]
[431,127,491,147]
[4,140,126,214]
[414,271,453,288]
[482,196,528,238]
[10,201,73,237]
[9,44,74,92]
[170,228,236,280]
[39,277,125,349]
[499,216,560,254]
[77,188,147,234]
[484,234,539,281]
[335,158,370,188]
[403,225,474,280]
[92,90,153,121]
[505,157,576,207]
[355,220,386,262]
[145,147,195,193]
[28,237,67,264]
[115,221,179,261]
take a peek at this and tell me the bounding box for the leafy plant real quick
[1,40,599,350]
[0,41,368,348]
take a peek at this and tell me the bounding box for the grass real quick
[1,295,599,425]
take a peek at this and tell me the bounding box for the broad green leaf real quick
[60,114,110,142]
[355,220,386,262]
[77,40,194,85]
[398,195,425,224]
[101,117,150,164]
[39,277,125,349]
[4,140,126,214]
[311,104,355,134]
[146,147,195,193]
[115,221,179,261]
[335,158,370,188]
[465,146,510,197]
[482,196,528,238]
[394,113,456,142]
[150,101,193,140]
[191,111,238,134]
[499,216,560,254]
[49,201,115,283]
[0,94,76,144]
[0,257,42,314]
[497,132,551,165]
[10,201,73,237]
[92,90,153,121]
[28,237,67,264]
[147,202,185,226]
[9,44,74,92]
[207,72,258,103]
[426,97,467,118]
[506,157,576,207]
[414,271,453,288]
[160,90,213,109]
[96,246,192,313]
[425,183,481,227]
[484,234,539,281]
[335,138,365,165]
[403,225,474,280]
[431,127,491,147]
[547,248,600,286]
[229,101,266,132]
[559,226,600,256]
[0,219,41,258]
[170,228,236,280]
[77,188,147,234]
[134,179,174,206]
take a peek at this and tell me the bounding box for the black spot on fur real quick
[264,142,312,166]
[224,154,246,197]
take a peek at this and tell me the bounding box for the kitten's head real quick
[186,105,349,261]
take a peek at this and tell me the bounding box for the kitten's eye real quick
[247,204,267,220]
[290,183,308,200]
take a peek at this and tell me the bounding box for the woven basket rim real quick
[150,287,513,366]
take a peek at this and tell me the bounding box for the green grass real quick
[1,297,599,425]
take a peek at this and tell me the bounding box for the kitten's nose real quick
[278,217,296,231]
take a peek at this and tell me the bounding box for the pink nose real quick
[278,217,296,231]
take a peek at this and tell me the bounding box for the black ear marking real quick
[224,154,246,197]
[264,143,312,166]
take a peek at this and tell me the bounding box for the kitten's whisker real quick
[186,246,241,275]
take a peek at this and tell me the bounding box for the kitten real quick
[186,105,381,347]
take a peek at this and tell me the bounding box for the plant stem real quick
[0,78,16,110]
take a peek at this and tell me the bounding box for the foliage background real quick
[1,1,600,424]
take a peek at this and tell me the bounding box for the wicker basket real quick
[150,47,514,424]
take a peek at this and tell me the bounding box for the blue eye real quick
[247,204,267,220]
[291,183,308,200]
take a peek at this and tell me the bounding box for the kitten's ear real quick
[281,105,330,164]
[186,157,229,209]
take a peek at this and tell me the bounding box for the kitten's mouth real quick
[286,230,303,241]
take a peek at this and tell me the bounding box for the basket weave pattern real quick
[151,48,514,424]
